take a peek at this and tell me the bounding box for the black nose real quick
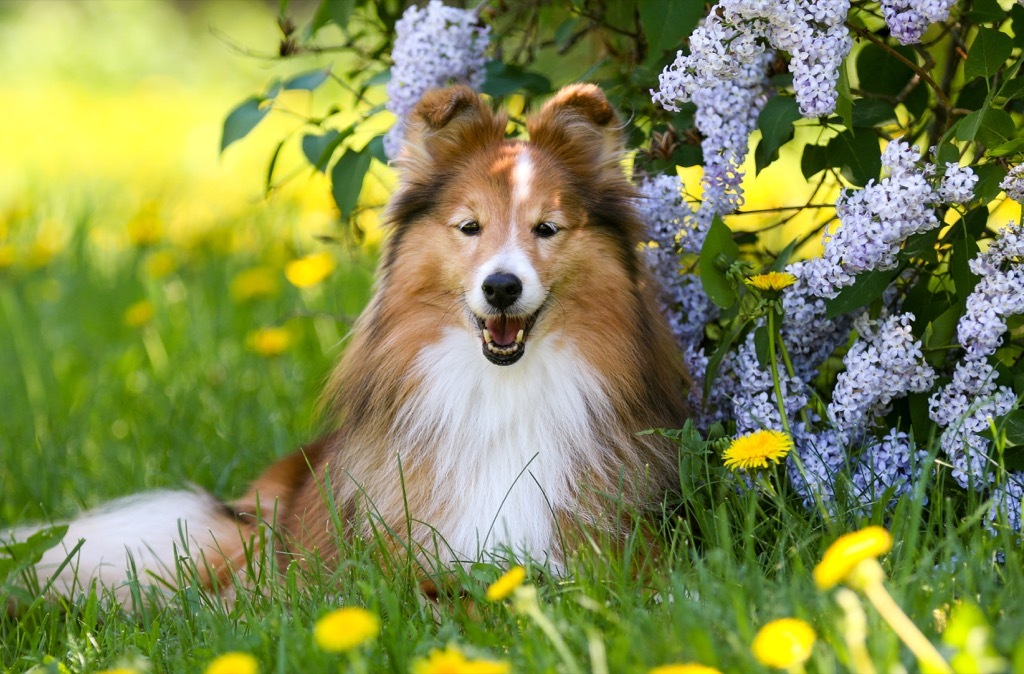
[481,272,522,310]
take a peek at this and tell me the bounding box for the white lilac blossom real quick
[828,312,935,442]
[1000,164,1024,203]
[850,429,927,512]
[930,221,1024,490]
[938,163,978,204]
[781,260,855,382]
[731,333,810,433]
[881,0,957,45]
[788,427,846,510]
[805,141,942,299]
[384,0,490,158]
[988,475,1024,533]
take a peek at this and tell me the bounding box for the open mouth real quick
[475,311,540,366]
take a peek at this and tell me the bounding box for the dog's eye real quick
[458,221,481,236]
[534,222,558,238]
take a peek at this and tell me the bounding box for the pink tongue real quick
[485,315,525,346]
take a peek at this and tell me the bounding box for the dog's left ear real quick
[527,84,624,176]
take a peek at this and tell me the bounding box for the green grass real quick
[1,187,1024,674]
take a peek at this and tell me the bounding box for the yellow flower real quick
[813,526,892,590]
[649,664,723,674]
[751,618,816,669]
[486,565,526,601]
[411,645,510,674]
[0,243,14,268]
[143,250,178,279]
[123,299,155,327]
[246,326,293,357]
[126,202,165,247]
[744,272,797,292]
[285,252,335,288]
[231,266,280,301]
[722,430,793,471]
[313,606,380,653]
[204,652,259,674]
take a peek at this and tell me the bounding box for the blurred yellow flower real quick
[246,326,293,357]
[27,239,60,268]
[313,606,380,653]
[722,430,793,471]
[143,250,178,279]
[204,652,259,674]
[751,618,816,669]
[231,266,280,302]
[813,526,892,590]
[0,243,14,268]
[123,300,155,327]
[411,645,510,674]
[649,664,723,674]
[285,252,335,288]
[126,202,165,246]
[744,272,797,292]
[486,565,526,601]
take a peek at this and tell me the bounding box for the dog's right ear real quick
[395,86,506,181]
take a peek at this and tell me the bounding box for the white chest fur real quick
[393,328,613,566]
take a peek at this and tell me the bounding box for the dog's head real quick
[384,84,644,366]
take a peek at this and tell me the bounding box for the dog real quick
[11,84,691,604]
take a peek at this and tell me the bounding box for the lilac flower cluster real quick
[805,141,976,299]
[850,429,927,512]
[731,333,810,434]
[881,0,957,45]
[384,0,490,159]
[781,260,855,382]
[1000,164,1024,203]
[788,428,845,510]
[930,221,1024,491]
[828,312,936,442]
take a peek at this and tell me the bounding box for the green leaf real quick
[965,28,1013,81]
[638,0,702,64]
[991,136,1024,157]
[924,303,962,367]
[951,230,981,298]
[825,268,900,318]
[308,0,356,37]
[301,129,345,172]
[970,0,1007,22]
[755,96,801,174]
[703,316,748,401]
[1003,410,1024,445]
[330,148,372,223]
[283,66,332,92]
[836,60,853,129]
[753,324,771,369]
[954,107,1015,147]
[974,163,1009,203]
[265,139,285,194]
[221,96,270,153]
[800,144,830,179]
[699,215,741,309]
[997,76,1024,101]
[0,524,68,582]
[855,43,928,117]
[852,98,898,128]
[481,61,551,97]
[827,128,882,187]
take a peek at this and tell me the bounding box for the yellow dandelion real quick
[486,565,526,601]
[649,664,723,674]
[126,203,165,247]
[411,645,510,674]
[285,252,335,289]
[744,272,797,292]
[722,430,793,471]
[231,266,281,301]
[313,606,380,653]
[813,526,892,590]
[246,326,293,357]
[123,300,155,327]
[0,243,14,269]
[143,250,178,279]
[204,652,259,674]
[751,618,816,669]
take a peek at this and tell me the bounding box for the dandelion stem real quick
[860,580,952,674]
[767,309,791,435]
[835,588,876,674]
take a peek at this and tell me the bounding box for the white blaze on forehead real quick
[511,149,534,206]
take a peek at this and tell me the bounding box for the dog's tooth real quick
[515,329,524,344]
[483,329,493,344]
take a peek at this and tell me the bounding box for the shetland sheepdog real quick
[14,84,690,603]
